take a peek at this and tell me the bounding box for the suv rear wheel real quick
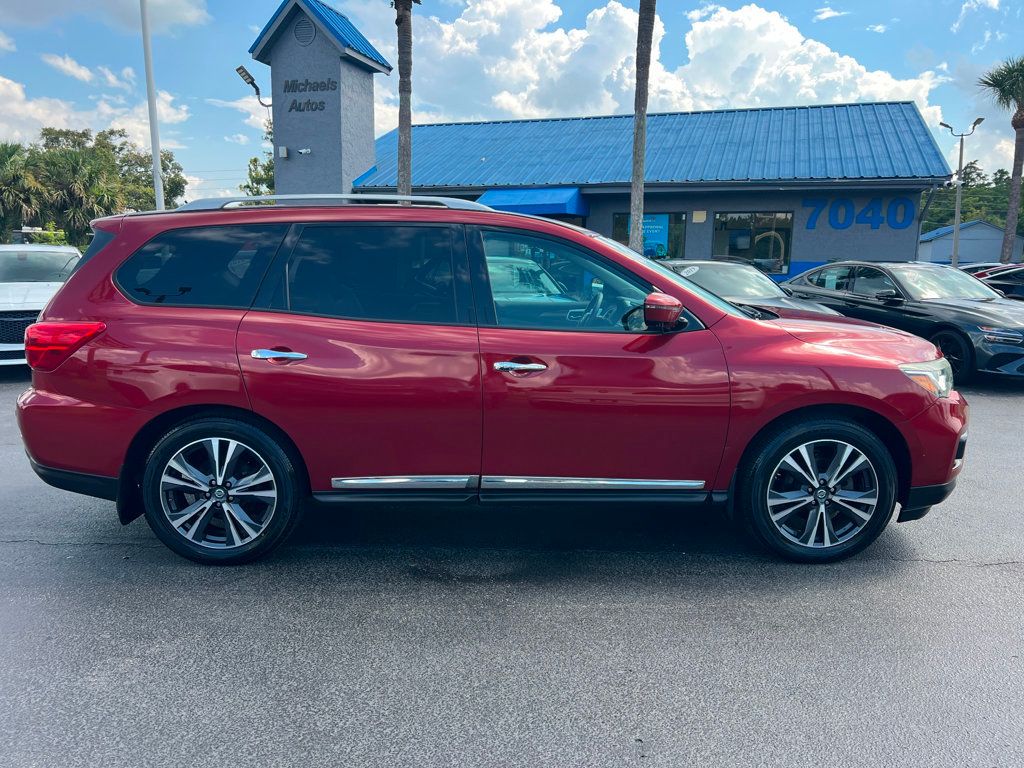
[738,419,898,563]
[141,418,303,564]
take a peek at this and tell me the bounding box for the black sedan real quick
[981,265,1024,299]
[785,261,1024,381]
[663,260,840,318]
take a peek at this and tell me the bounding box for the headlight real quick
[899,358,953,398]
[979,326,1024,344]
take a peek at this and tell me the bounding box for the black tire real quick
[141,417,303,565]
[929,329,974,384]
[737,418,898,563]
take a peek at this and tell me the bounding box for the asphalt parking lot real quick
[0,366,1021,768]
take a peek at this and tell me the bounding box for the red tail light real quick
[24,322,106,371]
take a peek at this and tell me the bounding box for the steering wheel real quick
[577,290,605,327]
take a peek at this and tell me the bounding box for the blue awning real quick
[476,187,589,216]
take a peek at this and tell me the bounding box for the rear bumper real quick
[27,455,118,501]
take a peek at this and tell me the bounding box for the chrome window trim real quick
[331,475,479,490]
[480,476,706,490]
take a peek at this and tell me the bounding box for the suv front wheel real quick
[738,419,898,562]
[141,417,303,564]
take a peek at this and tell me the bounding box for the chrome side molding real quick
[329,475,706,491]
[331,475,479,490]
[481,477,706,490]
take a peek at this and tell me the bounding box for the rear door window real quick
[806,266,853,292]
[117,224,287,307]
[267,224,462,325]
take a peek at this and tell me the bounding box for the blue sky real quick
[0,0,1019,200]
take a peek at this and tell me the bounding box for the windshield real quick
[486,258,563,295]
[0,250,78,283]
[890,265,1000,301]
[671,262,784,299]
[594,236,745,317]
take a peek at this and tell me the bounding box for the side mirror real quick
[875,289,902,303]
[643,292,685,332]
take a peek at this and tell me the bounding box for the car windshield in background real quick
[674,262,784,299]
[594,236,745,318]
[890,266,1000,301]
[0,251,77,283]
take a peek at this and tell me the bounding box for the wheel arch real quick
[728,403,912,510]
[116,404,310,525]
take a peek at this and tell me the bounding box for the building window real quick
[611,212,685,260]
[712,212,794,274]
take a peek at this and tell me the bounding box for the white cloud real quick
[334,1,946,137]
[971,29,993,54]
[184,174,237,201]
[0,73,191,153]
[0,0,209,33]
[686,4,720,22]
[866,23,887,33]
[108,90,190,149]
[207,96,270,132]
[952,0,999,33]
[0,30,14,52]
[813,7,849,22]
[224,133,249,145]
[98,65,135,91]
[41,53,93,82]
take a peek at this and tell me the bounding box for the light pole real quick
[140,0,164,210]
[939,117,984,268]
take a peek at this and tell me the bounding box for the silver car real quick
[0,245,80,365]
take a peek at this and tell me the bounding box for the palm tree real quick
[0,142,45,238]
[392,0,420,197]
[628,0,657,254]
[40,149,125,244]
[979,56,1024,263]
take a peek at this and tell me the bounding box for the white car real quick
[0,245,80,365]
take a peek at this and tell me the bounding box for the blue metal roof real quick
[919,220,991,242]
[250,0,391,72]
[355,102,951,190]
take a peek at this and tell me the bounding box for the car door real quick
[788,265,855,313]
[843,266,909,327]
[470,226,731,494]
[236,221,482,495]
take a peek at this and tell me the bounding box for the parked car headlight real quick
[899,358,954,398]
[978,326,1024,344]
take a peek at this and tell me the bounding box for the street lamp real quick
[140,0,164,210]
[939,117,984,268]
[236,65,272,108]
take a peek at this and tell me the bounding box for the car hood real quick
[730,294,841,316]
[919,297,1024,328]
[771,317,939,364]
[0,282,62,311]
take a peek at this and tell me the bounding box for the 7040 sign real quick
[802,197,916,231]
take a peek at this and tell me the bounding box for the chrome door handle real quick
[251,348,308,361]
[493,361,547,373]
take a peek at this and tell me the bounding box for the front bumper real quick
[897,430,967,522]
[974,336,1024,376]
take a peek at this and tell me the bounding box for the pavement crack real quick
[0,538,162,548]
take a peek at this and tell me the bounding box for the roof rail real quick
[175,194,492,213]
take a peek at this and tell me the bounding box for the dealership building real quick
[251,0,953,276]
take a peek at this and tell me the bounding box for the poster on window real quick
[627,213,670,259]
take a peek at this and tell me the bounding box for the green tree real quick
[0,142,45,237]
[240,121,275,196]
[979,56,1024,262]
[37,147,126,244]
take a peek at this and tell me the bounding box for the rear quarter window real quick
[116,224,288,308]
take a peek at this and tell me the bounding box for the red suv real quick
[17,196,968,564]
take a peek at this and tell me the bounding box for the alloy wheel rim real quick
[766,439,878,549]
[159,437,277,549]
